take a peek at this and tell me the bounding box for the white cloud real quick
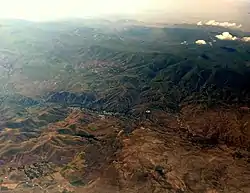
[215,32,238,41]
[181,41,188,45]
[195,40,207,45]
[242,37,250,42]
[197,20,242,28]
[197,21,203,26]
[214,33,250,43]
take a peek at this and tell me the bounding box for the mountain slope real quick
[0,19,250,192]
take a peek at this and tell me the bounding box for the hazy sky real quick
[0,0,249,24]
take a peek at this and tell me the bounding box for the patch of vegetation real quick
[61,152,86,185]
[68,124,77,130]
[57,128,74,135]
[69,179,85,186]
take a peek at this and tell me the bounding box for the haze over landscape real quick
[1,0,249,24]
[0,0,250,192]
